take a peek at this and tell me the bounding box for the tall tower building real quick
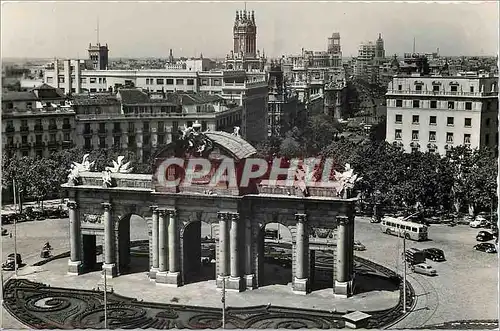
[327,32,341,54]
[375,33,385,59]
[88,43,109,70]
[233,9,257,58]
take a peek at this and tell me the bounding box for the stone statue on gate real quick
[105,155,133,173]
[333,163,362,198]
[67,154,95,185]
[177,120,214,157]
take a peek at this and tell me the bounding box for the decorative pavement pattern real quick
[3,248,414,329]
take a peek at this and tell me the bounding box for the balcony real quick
[62,124,72,131]
[34,141,44,148]
[49,124,58,132]
[20,126,30,133]
[47,141,59,148]
[98,128,107,135]
[61,141,73,148]
[112,128,122,135]
[5,126,15,133]
[83,129,93,136]
[34,125,44,133]
[20,142,31,149]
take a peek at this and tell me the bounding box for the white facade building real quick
[385,73,499,154]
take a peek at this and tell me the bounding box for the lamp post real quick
[401,230,407,313]
[221,276,226,329]
[12,179,18,277]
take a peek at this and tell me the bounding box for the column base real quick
[244,274,256,290]
[334,280,353,298]
[149,267,159,280]
[216,275,244,292]
[292,277,309,294]
[102,263,117,278]
[67,260,82,275]
[156,271,181,287]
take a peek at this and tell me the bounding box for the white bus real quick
[380,216,428,241]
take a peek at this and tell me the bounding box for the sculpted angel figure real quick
[105,155,133,173]
[67,153,94,184]
[333,163,362,197]
[102,170,113,187]
[232,126,241,137]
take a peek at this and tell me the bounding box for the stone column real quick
[334,216,351,297]
[293,213,309,294]
[166,209,181,286]
[102,202,117,278]
[149,206,159,279]
[67,201,82,275]
[217,212,229,289]
[227,213,244,291]
[244,216,255,290]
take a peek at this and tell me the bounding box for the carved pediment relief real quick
[82,214,102,224]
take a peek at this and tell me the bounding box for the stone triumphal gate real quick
[63,127,357,297]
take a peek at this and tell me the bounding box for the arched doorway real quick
[181,220,216,284]
[257,223,293,287]
[117,214,150,276]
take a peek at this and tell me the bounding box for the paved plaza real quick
[2,216,498,329]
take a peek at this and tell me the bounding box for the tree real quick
[280,136,302,158]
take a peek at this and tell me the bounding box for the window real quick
[143,135,150,145]
[176,79,184,85]
[485,134,490,145]
[415,85,422,91]
[99,137,106,148]
[35,135,42,144]
[90,77,96,83]
[128,122,135,132]
[187,79,194,86]
[412,130,419,140]
[157,134,164,145]
[143,121,150,132]
[430,100,437,109]
[465,102,472,110]
[433,85,439,92]
[63,133,70,141]
[46,77,53,83]
[447,117,454,126]
[21,135,28,144]
[412,100,420,108]
[49,133,56,142]
[84,137,91,149]
[395,129,402,140]
[446,132,454,143]
[166,79,174,85]
[395,114,403,123]
[412,115,419,124]
[470,86,474,93]
[464,118,472,127]
[128,135,136,145]
[429,131,436,142]
[396,99,403,107]
[114,136,120,147]
[213,79,221,86]
[429,116,437,125]
[201,121,207,131]
[158,121,164,132]
[464,134,471,145]
[398,84,402,91]
[486,118,491,127]
[447,101,455,109]
[155,78,163,85]
[451,85,458,93]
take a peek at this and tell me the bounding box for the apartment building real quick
[385,73,499,154]
[74,89,244,162]
[2,84,76,158]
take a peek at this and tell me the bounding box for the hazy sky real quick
[1,1,498,59]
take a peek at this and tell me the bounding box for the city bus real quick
[380,216,428,241]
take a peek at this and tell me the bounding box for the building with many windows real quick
[385,72,499,154]
[2,84,75,158]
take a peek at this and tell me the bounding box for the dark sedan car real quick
[422,248,446,262]
[476,231,494,242]
[473,243,497,253]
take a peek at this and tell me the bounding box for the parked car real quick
[353,240,366,251]
[1,227,8,236]
[422,248,446,262]
[411,263,437,276]
[473,243,497,253]
[469,218,483,228]
[2,253,22,270]
[476,231,494,242]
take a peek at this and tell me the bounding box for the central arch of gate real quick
[63,131,357,298]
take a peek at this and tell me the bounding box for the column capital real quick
[150,205,159,213]
[102,202,112,211]
[159,208,176,217]
[229,212,239,222]
[217,212,229,221]
[295,213,307,223]
[67,201,78,209]
[337,216,351,225]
